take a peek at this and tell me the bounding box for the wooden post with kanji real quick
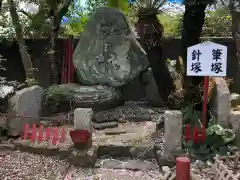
[187,41,227,130]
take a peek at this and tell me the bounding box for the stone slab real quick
[229,110,240,147]
[210,77,231,128]
[14,122,157,164]
[163,110,183,159]
[74,108,93,130]
[7,85,44,136]
[95,121,156,159]
[15,139,98,167]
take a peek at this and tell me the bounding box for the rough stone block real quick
[74,108,93,130]
[7,86,44,136]
[67,145,98,167]
[96,122,156,159]
[229,110,240,147]
[163,110,182,159]
[211,77,230,128]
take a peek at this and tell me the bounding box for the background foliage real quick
[0,0,232,38]
[160,7,232,37]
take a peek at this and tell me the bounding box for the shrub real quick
[158,7,232,37]
[41,85,75,114]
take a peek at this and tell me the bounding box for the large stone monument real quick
[72,7,149,87]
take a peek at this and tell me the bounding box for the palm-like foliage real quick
[183,0,216,5]
[130,0,167,49]
[130,0,175,107]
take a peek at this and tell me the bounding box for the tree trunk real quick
[180,3,207,89]
[49,13,59,84]
[49,0,72,84]
[9,0,33,79]
[146,46,175,108]
[231,10,240,93]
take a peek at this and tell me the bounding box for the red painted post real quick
[45,128,51,141]
[38,125,44,142]
[176,157,190,180]
[199,128,206,143]
[202,76,209,128]
[52,128,58,145]
[30,124,37,143]
[185,124,192,141]
[23,124,29,140]
[193,127,199,144]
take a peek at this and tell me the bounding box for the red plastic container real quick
[69,129,90,144]
[176,157,190,180]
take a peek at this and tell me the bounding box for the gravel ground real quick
[0,150,69,180]
[0,150,165,180]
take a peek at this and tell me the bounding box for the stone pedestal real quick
[73,108,93,148]
[163,110,183,159]
[74,108,93,130]
[229,110,240,147]
[211,78,230,128]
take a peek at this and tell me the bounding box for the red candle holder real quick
[69,129,90,144]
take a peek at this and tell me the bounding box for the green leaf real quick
[184,140,194,148]
[206,125,224,136]
[222,129,235,144]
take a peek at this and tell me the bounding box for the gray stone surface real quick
[58,84,122,110]
[95,121,157,159]
[93,122,118,130]
[93,102,164,123]
[7,85,44,136]
[64,166,163,180]
[229,110,240,147]
[96,158,158,171]
[230,93,240,107]
[74,108,93,131]
[210,77,231,128]
[141,68,163,106]
[72,7,149,87]
[163,110,183,159]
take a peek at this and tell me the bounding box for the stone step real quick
[61,165,165,180]
[95,158,159,171]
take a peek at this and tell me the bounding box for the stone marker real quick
[163,110,182,159]
[230,93,240,107]
[141,68,163,106]
[74,108,93,131]
[210,77,231,128]
[72,7,149,87]
[7,85,44,136]
[229,110,240,147]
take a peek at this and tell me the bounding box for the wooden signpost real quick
[177,41,227,180]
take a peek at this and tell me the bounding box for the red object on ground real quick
[193,127,199,144]
[38,125,44,142]
[176,157,190,180]
[202,76,209,128]
[45,128,51,141]
[52,128,59,145]
[23,124,29,140]
[185,124,192,142]
[60,128,66,142]
[30,124,37,143]
[69,129,90,144]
